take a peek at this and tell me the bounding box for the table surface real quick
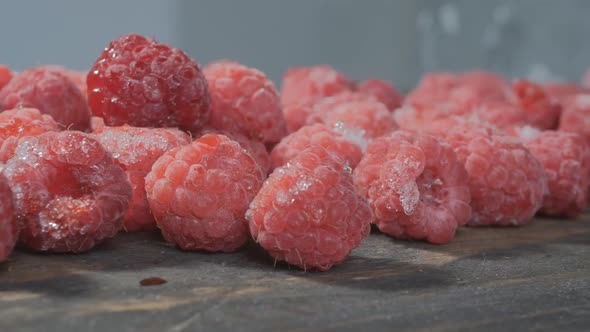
[0,214,589,332]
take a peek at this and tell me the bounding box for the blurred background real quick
[1,0,588,90]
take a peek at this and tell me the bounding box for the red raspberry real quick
[283,103,313,133]
[270,123,363,170]
[145,134,265,252]
[246,145,371,271]
[559,94,590,145]
[542,82,586,106]
[511,79,559,130]
[42,65,88,97]
[0,108,58,163]
[355,79,403,111]
[3,131,132,252]
[404,72,458,106]
[199,127,271,174]
[87,34,210,130]
[0,65,13,90]
[516,129,590,218]
[280,65,352,108]
[434,122,546,226]
[458,70,509,100]
[307,99,398,139]
[353,131,471,244]
[93,125,191,231]
[0,67,91,131]
[0,174,17,263]
[203,61,287,143]
[90,116,106,131]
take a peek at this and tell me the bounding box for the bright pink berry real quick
[87,34,210,130]
[542,82,586,107]
[93,125,191,231]
[246,145,371,271]
[433,122,546,226]
[307,99,398,139]
[3,131,132,252]
[0,65,13,90]
[353,130,471,244]
[559,94,590,145]
[511,79,559,130]
[0,108,58,163]
[517,128,590,218]
[355,79,403,111]
[203,61,287,143]
[0,174,17,263]
[271,123,363,170]
[145,134,265,252]
[0,67,91,130]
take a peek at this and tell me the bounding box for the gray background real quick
[1,0,589,90]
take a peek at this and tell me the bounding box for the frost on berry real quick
[247,145,371,271]
[434,123,547,226]
[0,67,91,130]
[3,131,132,252]
[270,123,363,170]
[0,108,58,163]
[87,34,211,131]
[94,125,191,231]
[353,130,471,244]
[204,60,287,144]
[511,79,559,130]
[0,173,17,262]
[145,134,265,252]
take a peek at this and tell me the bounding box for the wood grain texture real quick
[0,215,589,332]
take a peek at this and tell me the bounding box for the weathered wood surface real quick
[0,215,589,332]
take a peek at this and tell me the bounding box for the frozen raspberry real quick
[280,65,352,108]
[0,174,17,263]
[145,134,265,252]
[542,82,586,106]
[198,127,271,174]
[458,70,509,100]
[308,99,397,139]
[353,131,471,244]
[90,116,106,131]
[511,79,559,130]
[0,108,58,163]
[246,145,371,271]
[87,34,210,130]
[0,67,91,130]
[404,72,458,107]
[93,125,191,231]
[515,128,590,218]
[355,79,403,111]
[3,131,132,252]
[559,94,590,145]
[283,103,313,133]
[433,122,546,226]
[42,65,88,97]
[203,61,287,143]
[0,65,13,90]
[270,123,363,170]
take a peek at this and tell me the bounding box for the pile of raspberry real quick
[0,33,588,272]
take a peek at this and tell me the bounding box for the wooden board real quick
[1,215,589,332]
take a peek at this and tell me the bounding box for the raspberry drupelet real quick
[0,67,91,130]
[87,34,210,131]
[145,134,265,252]
[0,108,58,163]
[353,130,471,244]
[93,125,192,231]
[0,174,17,263]
[246,145,371,271]
[3,131,132,252]
[203,61,287,144]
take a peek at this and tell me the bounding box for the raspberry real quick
[203,61,287,143]
[0,108,58,163]
[353,131,471,244]
[270,123,363,170]
[145,134,265,252]
[511,79,559,130]
[0,174,17,263]
[87,34,210,130]
[458,70,509,100]
[93,125,191,231]
[199,127,271,174]
[280,66,352,132]
[559,94,590,145]
[542,82,586,106]
[246,145,371,271]
[90,116,106,131]
[42,65,88,97]
[2,131,132,252]
[307,99,398,139]
[434,122,546,226]
[0,65,13,90]
[0,67,91,130]
[355,79,403,111]
[516,128,590,218]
